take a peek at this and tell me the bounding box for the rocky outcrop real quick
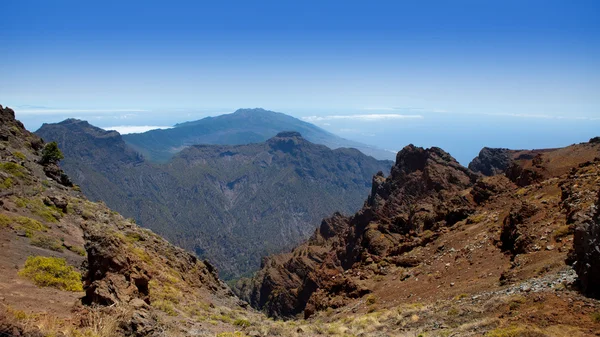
[500,202,537,257]
[83,220,229,306]
[468,147,513,176]
[567,189,600,299]
[470,175,515,204]
[504,162,545,187]
[560,159,600,299]
[239,145,478,318]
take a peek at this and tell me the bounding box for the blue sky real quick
[1,0,599,164]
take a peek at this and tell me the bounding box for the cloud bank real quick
[302,114,424,122]
[102,125,173,134]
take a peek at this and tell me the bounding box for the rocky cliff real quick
[237,145,479,317]
[239,138,600,337]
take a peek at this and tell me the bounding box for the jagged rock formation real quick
[468,147,513,176]
[564,160,600,299]
[500,202,537,257]
[241,139,600,322]
[36,121,392,279]
[237,145,479,317]
[571,191,600,298]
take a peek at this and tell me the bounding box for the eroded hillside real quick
[0,105,252,336]
[36,120,393,279]
[238,140,600,336]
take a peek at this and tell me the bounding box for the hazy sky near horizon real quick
[1,0,599,164]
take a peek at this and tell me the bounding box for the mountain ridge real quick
[121,108,395,162]
[36,119,393,279]
[236,137,600,330]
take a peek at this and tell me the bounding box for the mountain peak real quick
[274,131,303,138]
[233,108,272,115]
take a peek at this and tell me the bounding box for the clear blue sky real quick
[1,0,599,164]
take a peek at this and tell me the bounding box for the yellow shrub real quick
[18,256,83,292]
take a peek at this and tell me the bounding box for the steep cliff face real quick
[237,145,479,317]
[564,163,600,299]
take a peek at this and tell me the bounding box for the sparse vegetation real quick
[365,295,377,305]
[1,214,48,236]
[591,312,600,323]
[0,162,26,177]
[552,225,572,241]
[233,318,251,328]
[14,151,27,161]
[485,325,544,337]
[508,296,526,311]
[152,299,177,316]
[216,332,246,337]
[18,256,83,292]
[467,213,487,224]
[1,177,13,189]
[11,197,63,223]
[30,234,64,252]
[67,245,87,256]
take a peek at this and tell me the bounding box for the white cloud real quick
[102,125,173,134]
[362,107,398,111]
[302,114,423,122]
[484,112,600,120]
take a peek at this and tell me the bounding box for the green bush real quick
[67,245,87,256]
[233,318,251,328]
[40,141,64,165]
[18,256,83,292]
[0,162,25,177]
[0,177,12,189]
[13,151,27,161]
[30,234,64,252]
[1,214,47,236]
[0,213,11,227]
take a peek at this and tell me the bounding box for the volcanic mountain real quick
[36,119,393,279]
[121,108,396,162]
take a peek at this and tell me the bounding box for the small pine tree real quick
[41,141,64,165]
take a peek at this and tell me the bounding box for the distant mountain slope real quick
[36,121,393,279]
[121,108,395,161]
